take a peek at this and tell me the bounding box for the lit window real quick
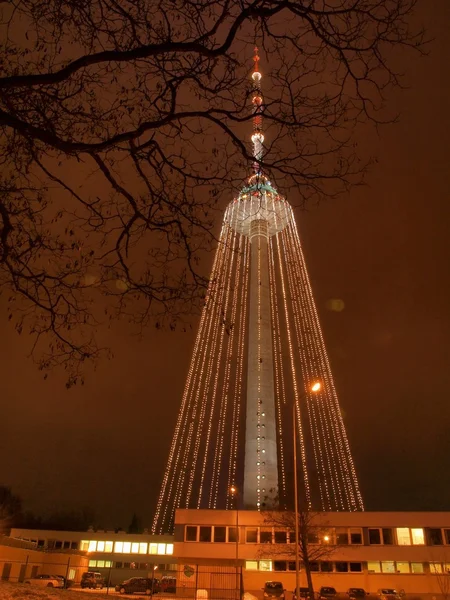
[123,542,131,553]
[114,542,124,553]
[411,562,424,573]
[105,561,112,568]
[89,559,97,567]
[105,541,113,552]
[396,562,410,573]
[149,543,158,555]
[411,528,425,545]
[68,569,76,580]
[157,543,166,555]
[430,563,443,574]
[367,561,381,573]
[97,560,105,568]
[139,543,148,554]
[382,562,395,573]
[246,561,258,571]
[80,541,90,552]
[166,544,174,555]
[97,541,105,552]
[88,541,97,552]
[396,528,411,545]
[259,560,273,571]
[131,543,139,554]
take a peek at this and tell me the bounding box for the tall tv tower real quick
[152,49,363,534]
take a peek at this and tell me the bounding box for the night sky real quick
[1,2,450,529]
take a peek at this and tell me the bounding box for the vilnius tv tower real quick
[153,49,363,534]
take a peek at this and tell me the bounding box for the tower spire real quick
[251,47,264,175]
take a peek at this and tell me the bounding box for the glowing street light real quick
[294,382,322,600]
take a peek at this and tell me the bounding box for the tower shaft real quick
[244,220,278,507]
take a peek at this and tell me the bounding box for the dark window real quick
[382,528,393,545]
[321,562,333,572]
[445,530,450,545]
[228,527,237,543]
[116,562,123,569]
[275,531,287,544]
[71,542,78,550]
[54,541,62,549]
[246,529,258,543]
[140,563,149,570]
[199,526,212,542]
[260,530,272,544]
[337,532,348,545]
[63,541,70,549]
[336,562,349,573]
[350,531,362,544]
[307,533,319,544]
[368,528,381,544]
[309,562,319,572]
[214,527,226,543]
[124,563,131,569]
[274,561,287,572]
[186,526,197,542]
[37,540,45,547]
[288,530,295,544]
[288,562,296,571]
[428,529,443,545]
[350,563,362,572]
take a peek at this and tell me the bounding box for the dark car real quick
[347,590,367,599]
[80,571,105,589]
[263,581,286,599]
[161,576,177,593]
[292,587,314,599]
[115,577,160,595]
[319,588,337,600]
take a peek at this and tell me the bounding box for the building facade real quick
[174,509,450,598]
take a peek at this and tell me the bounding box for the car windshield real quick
[350,591,364,595]
[266,583,283,589]
[381,591,396,595]
[322,589,336,594]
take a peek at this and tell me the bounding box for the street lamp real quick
[294,382,321,600]
[230,486,239,599]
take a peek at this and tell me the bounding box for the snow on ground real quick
[0,582,111,600]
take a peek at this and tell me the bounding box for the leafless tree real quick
[0,0,424,382]
[261,510,336,597]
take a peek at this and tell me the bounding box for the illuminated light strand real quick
[173,222,233,518]
[268,237,287,508]
[288,216,352,508]
[226,233,250,507]
[283,219,341,510]
[274,208,312,509]
[208,227,242,507]
[277,216,324,509]
[290,223,363,509]
[153,220,231,532]
[287,217,362,510]
[190,225,236,508]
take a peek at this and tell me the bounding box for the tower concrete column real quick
[243,219,278,507]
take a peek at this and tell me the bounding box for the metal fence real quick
[0,559,244,600]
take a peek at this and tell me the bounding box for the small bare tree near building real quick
[260,510,336,597]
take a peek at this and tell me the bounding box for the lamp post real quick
[294,382,321,600]
[230,486,239,599]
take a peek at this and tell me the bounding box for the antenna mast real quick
[251,47,264,175]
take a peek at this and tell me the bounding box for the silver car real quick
[24,574,64,588]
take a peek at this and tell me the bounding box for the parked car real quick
[347,589,368,599]
[319,588,337,600]
[80,571,105,589]
[292,587,314,599]
[263,581,286,599]
[377,590,402,600]
[24,574,64,588]
[115,577,160,595]
[161,575,177,593]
